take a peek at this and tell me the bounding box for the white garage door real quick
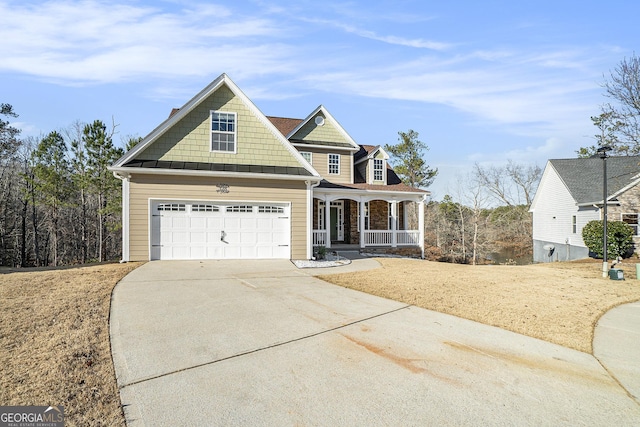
[151,201,290,260]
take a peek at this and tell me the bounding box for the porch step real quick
[334,250,369,260]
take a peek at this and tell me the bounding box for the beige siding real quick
[138,85,301,168]
[296,147,352,184]
[128,174,309,261]
[292,112,350,145]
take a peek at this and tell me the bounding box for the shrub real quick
[582,220,634,259]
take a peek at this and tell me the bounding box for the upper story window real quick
[328,154,340,174]
[374,159,384,181]
[211,111,236,153]
[300,152,312,164]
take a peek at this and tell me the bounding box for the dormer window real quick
[211,111,236,153]
[373,159,384,181]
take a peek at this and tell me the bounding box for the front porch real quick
[310,193,425,258]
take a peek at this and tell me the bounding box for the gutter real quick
[108,166,322,182]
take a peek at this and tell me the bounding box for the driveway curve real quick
[110,260,640,426]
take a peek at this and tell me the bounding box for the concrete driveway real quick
[110,260,640,426]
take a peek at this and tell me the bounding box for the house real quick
[529,156,640,262]
[108,73,428,262]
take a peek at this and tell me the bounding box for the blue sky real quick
[1,0,638,200]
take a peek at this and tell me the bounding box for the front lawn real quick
[319,258,640,353]
[0,263,140,426]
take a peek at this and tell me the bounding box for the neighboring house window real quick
[572,215,577,234]
[621,213,639,235]
[357,202,370,231]
[328,154,340,174]
[300,152,312,164]
[211,111,236,152]
[374,159,384,181]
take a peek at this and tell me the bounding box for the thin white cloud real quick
[0,0,290,84]
[300,17,451,50]
[299,48,604,140]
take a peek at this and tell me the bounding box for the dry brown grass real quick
[319,258,640,353]
[0,262,140,427]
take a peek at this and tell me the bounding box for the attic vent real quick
[314,116,325,126]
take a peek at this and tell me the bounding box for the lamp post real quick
[597,146,612,278]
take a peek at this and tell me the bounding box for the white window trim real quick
[357,201,370,231]
[300,151,312,164]
[572,215,577,234]
[621,212,639,236]
[373,158,384,182]
[328,153,340,175]
[210,110,237,154]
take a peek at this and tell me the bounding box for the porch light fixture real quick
[597,145,612,278]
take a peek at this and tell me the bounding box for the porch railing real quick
[314,229,420,247]
[313,230,327,246]
[364,230,392,246]
[363,230,421,247]
[396,230,420,246]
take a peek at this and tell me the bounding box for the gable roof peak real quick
[285,104,360,150]
[548,155,640,204]
[111,73,319,178]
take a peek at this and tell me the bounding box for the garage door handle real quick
[221,230,228,244]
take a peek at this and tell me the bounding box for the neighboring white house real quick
[529,156,640,262]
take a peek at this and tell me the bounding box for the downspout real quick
[113,172,130,263]
[306,180,321,260]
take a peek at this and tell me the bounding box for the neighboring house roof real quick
[548,156,640,205]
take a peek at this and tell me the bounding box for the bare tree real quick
[578,54,640,156]
[474,160,541,206]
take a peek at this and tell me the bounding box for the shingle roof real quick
[289,139,355,148]
[321,168,428,193]
[354,145,377,161]
[550,156,640,204]
[122,159,313,176]
[266,116,303,137]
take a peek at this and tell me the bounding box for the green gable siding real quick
[137,85,301,168]
[291,113,350,146]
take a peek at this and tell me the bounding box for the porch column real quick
[325,199,331,249]
[419,197,425,258]
[391,200,397,248]
[359,199,365,248]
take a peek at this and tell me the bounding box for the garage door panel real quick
[207,218,223,228]
[240,233,256,244]
[151,201,290,260]
[190,232,206,244]
[190,217,207,228]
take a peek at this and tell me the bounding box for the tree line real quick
[0,105,129,267]
[385,129,540,265]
